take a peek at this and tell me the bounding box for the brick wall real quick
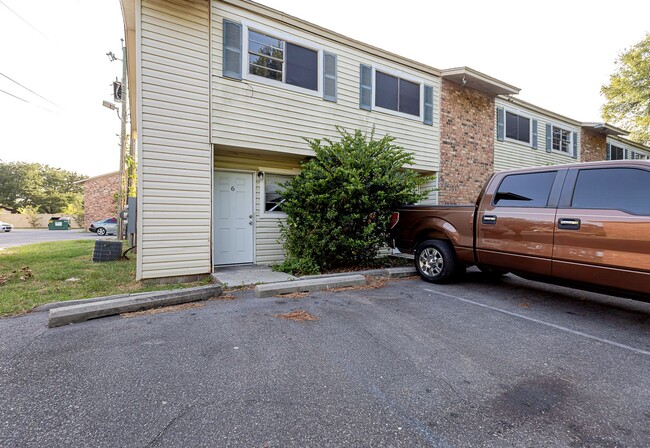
[438,79,495,205]
[82,172,119,228]
[580,129,606,162]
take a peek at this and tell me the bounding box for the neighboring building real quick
[120,0,650,281]
[76,171,119,228]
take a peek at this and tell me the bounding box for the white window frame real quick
[503,107,533,146]
[371,65,424,121]
[260,171,297,218]
[550,123,574,155]
[241,20,324,97]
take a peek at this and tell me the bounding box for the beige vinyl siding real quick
[494,98,580,171]
[214,150,301,264]
[419,177,439,205]
[138,0,212,280]
[211,2,440,172]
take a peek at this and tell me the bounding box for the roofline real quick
[498,96,583,126]
[441,66,520,96]
[581,122,629,136]
[74,171,119,185]
[223,0,443,77]
[607,134,650,152]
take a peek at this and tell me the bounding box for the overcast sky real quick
[0,0,648,177]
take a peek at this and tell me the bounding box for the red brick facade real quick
[580,129,607,162]
[80,172,119,228]
[438,79,495,205]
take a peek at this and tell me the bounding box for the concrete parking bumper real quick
[254,274,366,298]
[47,284,223,328]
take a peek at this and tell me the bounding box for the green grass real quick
[0,240,209,316]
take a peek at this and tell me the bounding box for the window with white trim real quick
[263,173,293,214]
[505,111,530,143]
[248,30,318,91]
[607,144,626,160]
[375,71,420,116]
[552,125,572,153]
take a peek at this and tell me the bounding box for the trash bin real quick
[48,217,70,230]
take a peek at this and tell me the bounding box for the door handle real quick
[558,218,581,230]
[482,215,497,225]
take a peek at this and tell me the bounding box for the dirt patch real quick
[120,302,205,318]
[274,310,318,322]
[275,292,310,299]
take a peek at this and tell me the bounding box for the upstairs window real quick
[375,72,420,116]
[552,125,572,153]
[248,30,318,91]
[505,111,530,143]
[607,144,626,160]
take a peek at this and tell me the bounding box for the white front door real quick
[214,171,254,265]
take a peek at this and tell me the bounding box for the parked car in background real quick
[89,218,117,236]
[0,221,13,232]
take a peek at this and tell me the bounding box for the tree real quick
[277,128,432,275]
[0,161,86,214]
[18,205,40,228]
[601,33,650,145]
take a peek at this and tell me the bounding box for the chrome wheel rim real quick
[419,247,443,277]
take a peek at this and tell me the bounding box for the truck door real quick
[476,169,564,277]
[552,165,650,295]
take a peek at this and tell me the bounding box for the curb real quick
[34,290,162,312]
[47,284,223,328]
[255,274,366,298]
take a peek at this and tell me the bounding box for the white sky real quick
[0,0,648,177]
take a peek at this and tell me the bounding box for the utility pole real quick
[107,40,128,240]
[119,38,128,240]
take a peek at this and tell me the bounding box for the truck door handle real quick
[558,218,581,230]
[482,215,497,225]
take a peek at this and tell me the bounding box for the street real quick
[1,272,649,447]
[0,229,112,250]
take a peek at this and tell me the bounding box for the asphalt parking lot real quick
[1,272,649,447]
[0,229,111,249]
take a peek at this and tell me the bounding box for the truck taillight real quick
[389,212,399,229]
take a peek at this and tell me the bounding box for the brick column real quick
[438,79,495,205]
[580,129,607,162]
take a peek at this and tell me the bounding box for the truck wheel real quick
[414,239,461,284]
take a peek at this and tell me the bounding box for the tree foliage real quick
[0,161,86,214]
[601,33,650,145]
[277,128,432,275]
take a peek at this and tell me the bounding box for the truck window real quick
[494,171,557,207]
[571,168,650,215]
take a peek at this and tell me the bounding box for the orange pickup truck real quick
[389,160,650,300]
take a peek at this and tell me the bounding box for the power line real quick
[0,88,55,113]
[0,72,61,109]
[0,0,50,41]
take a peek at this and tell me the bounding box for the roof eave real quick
[441,67,520,96]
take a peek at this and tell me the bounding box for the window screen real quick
[286,43,318,91]
[375,72,398,111]
[505,112,530,143]
[571,168,650,215]
[494,171,557,207]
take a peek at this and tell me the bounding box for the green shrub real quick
[277,127,432,273]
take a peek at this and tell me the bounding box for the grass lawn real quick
[0,239,210,316]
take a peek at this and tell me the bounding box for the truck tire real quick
[414,239,461,284]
